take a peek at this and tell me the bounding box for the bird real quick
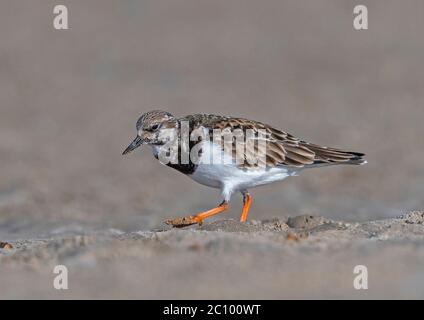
[123,110,366,227]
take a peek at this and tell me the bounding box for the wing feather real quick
[182,114,365,169]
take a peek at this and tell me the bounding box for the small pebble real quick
[287,215,326,229]
[0,242,13,250]
[286,233,299,242]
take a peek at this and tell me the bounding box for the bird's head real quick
[122,110,177,155]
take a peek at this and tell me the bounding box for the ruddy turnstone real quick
[123,110,366,227]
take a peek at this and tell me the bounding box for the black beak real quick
[122,136,143,155]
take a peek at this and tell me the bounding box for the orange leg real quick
[165,201,229,227]
[239,191,252,222]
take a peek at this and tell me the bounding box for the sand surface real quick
[1,211,424,299]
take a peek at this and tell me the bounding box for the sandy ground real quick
[1,1,424,299]
[1,211,424,299]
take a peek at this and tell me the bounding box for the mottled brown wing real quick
[208,117,365,169]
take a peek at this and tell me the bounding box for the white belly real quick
[189,141,297,200]
[191,163,293,189]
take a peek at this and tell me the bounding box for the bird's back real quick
[178,113,366,169]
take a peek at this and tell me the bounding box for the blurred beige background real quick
[1,0,423,239]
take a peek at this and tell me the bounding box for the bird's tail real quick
[303,143,367,166]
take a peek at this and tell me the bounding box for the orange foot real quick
[239,191,252,222]
[165,201,229,228]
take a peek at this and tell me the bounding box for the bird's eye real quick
[150,124,160,131]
